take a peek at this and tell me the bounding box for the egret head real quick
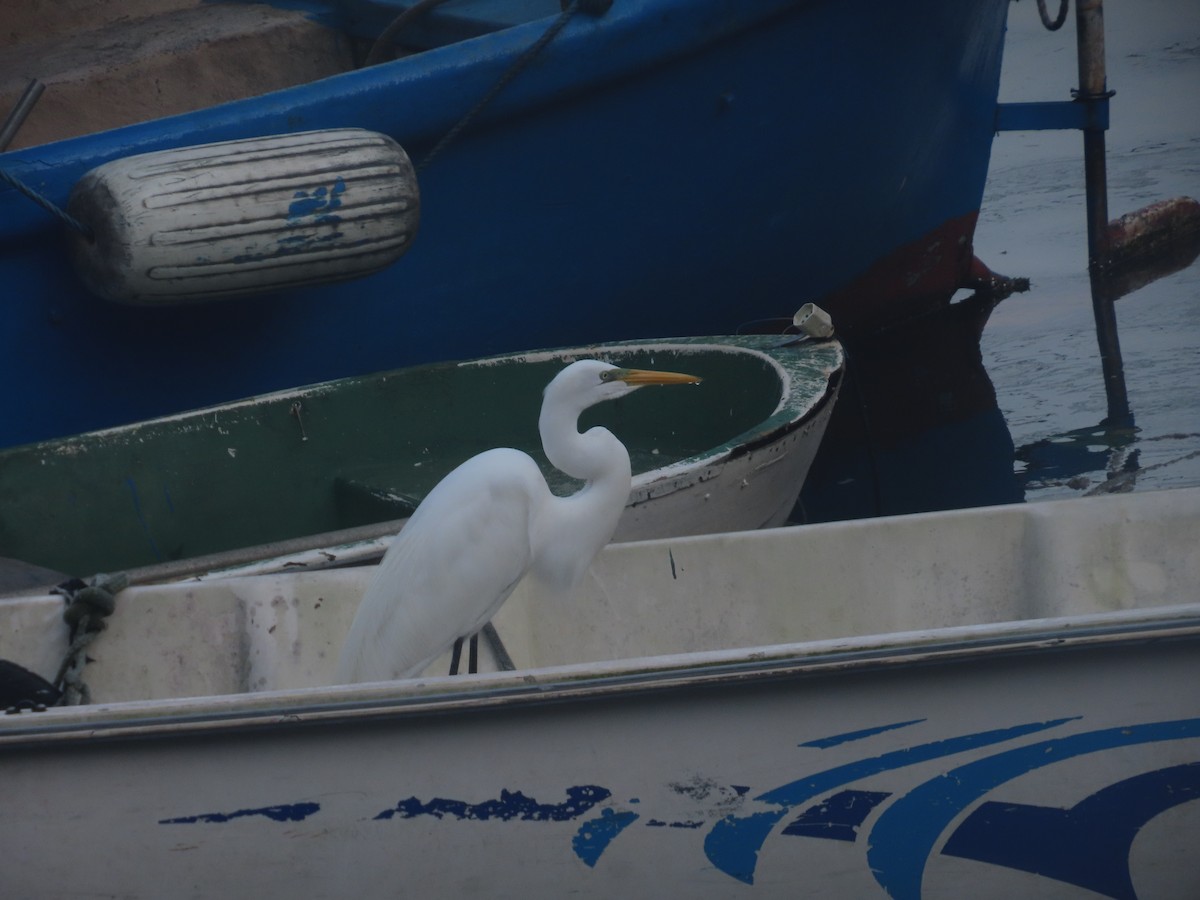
[548,359,702,409]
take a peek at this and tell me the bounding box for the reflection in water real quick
[1019,216,1200,497]
[1087,201,1200,428]
[792,214,1200,523]
[791,290,1023,524]
[1016,424,1139,494]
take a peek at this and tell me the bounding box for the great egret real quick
[336,359,701,683]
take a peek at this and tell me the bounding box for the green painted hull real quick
[0,336,841,578]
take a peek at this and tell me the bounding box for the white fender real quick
[66,128,419,305]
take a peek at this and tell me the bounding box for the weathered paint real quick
[65,130,418,304]
[1,693,1195,896]
[160,802,322,825]
[130,716,1197,896]
[373,785,610,822]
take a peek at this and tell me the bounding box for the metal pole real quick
[0,78,44,152]
[1075,0,1131,425]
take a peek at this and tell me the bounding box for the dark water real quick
[798,0,1200,521]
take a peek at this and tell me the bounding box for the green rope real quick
[52,572,127,706]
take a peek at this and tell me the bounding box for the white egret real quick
[336,359,701,683]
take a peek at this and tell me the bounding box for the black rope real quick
[1036,0,1069,31]
[416,0,608,173]
[0,167,94,239]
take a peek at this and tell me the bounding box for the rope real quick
[417,0,610,173]
[1036,0,1069,31]
[52,572,127,706]
[0,167,94,239]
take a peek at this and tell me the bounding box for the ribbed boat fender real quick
[65,128,419,305]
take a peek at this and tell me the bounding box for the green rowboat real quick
[0,335,841,583]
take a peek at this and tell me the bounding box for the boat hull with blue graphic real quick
[0,0,1010,449]
[1,488,1197,897]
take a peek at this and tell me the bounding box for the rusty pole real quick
[0,79,44,152]
[1075,0,1131,424]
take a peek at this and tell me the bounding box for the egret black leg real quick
[468,633,479,674]
[448,636,464,676]
[481,622,515,671]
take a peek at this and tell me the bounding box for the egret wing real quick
[337,449,549,681]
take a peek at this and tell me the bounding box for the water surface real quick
[800,0,1199,522]
[977,0,1200,500]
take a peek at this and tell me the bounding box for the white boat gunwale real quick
[4,601,1196,750]
[477,336,845,482]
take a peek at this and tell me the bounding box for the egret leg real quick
[448,636,464,676]
[468,633,479,674]
[482,622,515,671]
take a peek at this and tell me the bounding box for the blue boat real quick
[0,0,1010,448]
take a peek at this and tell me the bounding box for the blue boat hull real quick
[0,0,1009,447]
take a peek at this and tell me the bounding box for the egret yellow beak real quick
[610,367,702,386]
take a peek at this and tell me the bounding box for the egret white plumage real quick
[336,359,701,683]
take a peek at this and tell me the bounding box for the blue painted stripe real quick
[781,789,890,842]
[703,718,1077,884]
[799,719,925,749]
[942,761,1200,899]
[866,717,1200,900]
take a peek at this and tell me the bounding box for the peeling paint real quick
[374,785,610,823]
[160,802,320,825]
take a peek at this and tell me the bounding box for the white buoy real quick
[792,302,835,338]
[66,128,419,305]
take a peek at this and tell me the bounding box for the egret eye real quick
[599,370,616,382]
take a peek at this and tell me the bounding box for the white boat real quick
[2,488,1197,898]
